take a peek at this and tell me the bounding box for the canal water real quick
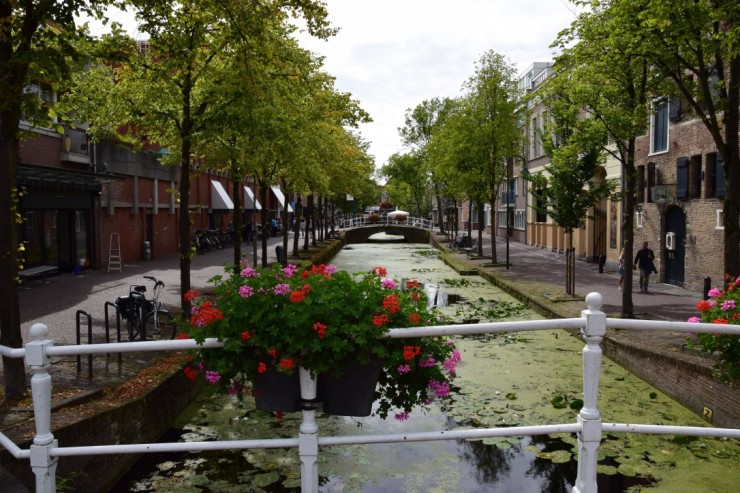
[111,239,739,492]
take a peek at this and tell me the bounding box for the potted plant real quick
[183,263,460,420]
[368,213,381,223]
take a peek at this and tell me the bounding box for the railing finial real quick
[30,322,49,340]
[585,292,603,311]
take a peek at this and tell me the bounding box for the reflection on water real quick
[111,240,740,492]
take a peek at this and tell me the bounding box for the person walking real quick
[633,241,655,293]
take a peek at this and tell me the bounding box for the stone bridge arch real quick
[342,225,430,244]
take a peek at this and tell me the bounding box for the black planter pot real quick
[318,357,382,417]
[253,368,301,413]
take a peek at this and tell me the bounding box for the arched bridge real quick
[340,217,434,244]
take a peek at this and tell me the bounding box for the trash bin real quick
[143,241,152,261]
[598,255,606,273]
[275,245,284,264]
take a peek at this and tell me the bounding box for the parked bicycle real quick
[450,234,477,251]
[115,276,177,341]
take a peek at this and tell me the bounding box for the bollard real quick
[704,277,711,300]
[598,255,606,274]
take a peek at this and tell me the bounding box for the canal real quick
[111,239,739,492]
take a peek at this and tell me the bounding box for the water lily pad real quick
[253,471,280,487]
[537,449,571,463]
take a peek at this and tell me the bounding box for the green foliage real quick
[184,263,460,419]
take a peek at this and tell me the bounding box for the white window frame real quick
[636,211,644,229]
[716,209,724,230]
[649,98,669,155]
[514,210,526,230]
[497,209,508,229]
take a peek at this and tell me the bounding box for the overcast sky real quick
[296,0,580,170]
[95,1,580,170]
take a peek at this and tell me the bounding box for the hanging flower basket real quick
[184,264,461,421]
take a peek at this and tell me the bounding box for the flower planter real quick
[318,357,382,417]
[253,368,302,413]
[252,358,382,416]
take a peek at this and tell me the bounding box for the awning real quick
[18,162,124,192]
[270,185,293,212]
[243,186,262,210]
[210,180,234,210]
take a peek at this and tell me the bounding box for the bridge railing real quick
[1,292,739,493]
[341,216,434,229]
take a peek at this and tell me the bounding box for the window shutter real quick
[716,154,726,198]
[668,98,681,121]
[676,157,689,199]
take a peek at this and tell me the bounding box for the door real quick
[664,206,686,286]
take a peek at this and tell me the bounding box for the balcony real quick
[60,127,91,165]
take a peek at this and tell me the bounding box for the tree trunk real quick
[178,143,192,317]
[304,193,314,251]
[722,55,740,282]
[476,201,484,257]
[621,138,637,318]
[292,195,302,257]
[259,183,269,267]
[489,198,498,264]
[0,110,27,400]
[231,172,242,270]
[435,186,445,233]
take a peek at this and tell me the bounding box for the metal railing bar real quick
[317,423,583,447]
[51,437,300,458]
[0,432,29,459]
[387,318,585,338]
[0,346,24,358]
[602,423,740,438]
[606,318,739,335]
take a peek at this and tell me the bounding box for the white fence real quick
[1,292,739,493]
[341,215,434,230]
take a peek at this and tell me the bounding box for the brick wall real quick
[634,114,725,291]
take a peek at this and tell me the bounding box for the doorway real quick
[664,206,686,286]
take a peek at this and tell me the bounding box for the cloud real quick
[297,0,578,168]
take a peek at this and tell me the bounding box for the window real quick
[705,152,726,199]
[514,210,526,230]
[636,211,644,229]
[676,157,689,200]
[689,155,702,199]
[650,99,669,154]
[497,209,508,229]
[636,165,645,203]
[716,210,724,230]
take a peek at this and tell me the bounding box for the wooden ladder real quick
[108,233,122,273]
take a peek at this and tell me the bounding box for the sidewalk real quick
[18,235,290,346]
[433,231,706,365]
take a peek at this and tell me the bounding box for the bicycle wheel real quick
[127,303,144,341]
[144,310,177,340]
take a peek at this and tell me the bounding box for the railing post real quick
[298,366,319,493]
[25,323,59,493]
[573,292,606,493]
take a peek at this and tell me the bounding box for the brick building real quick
[16,124,292,274]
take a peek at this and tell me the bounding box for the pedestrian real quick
[618,247,625,291]
[633,241,655,293]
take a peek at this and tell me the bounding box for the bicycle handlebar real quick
[144,275,165,288]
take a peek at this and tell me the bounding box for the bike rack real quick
[104,301,123,364]
[75,310,93,378]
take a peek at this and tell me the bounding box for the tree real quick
[525,106,617,295]
[380,152,431,216]
[399,98,453,231]
[549,0,662,315]
[634,0,740,281]
[68,0,333,311]
[0,0,113,400]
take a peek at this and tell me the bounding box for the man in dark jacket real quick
[633,241,656,293]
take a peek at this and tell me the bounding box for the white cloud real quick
[297,0,579,167]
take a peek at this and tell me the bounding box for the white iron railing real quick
[341,216,434,230]
[1,292,739,493]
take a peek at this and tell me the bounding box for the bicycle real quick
[115,276,177,341]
